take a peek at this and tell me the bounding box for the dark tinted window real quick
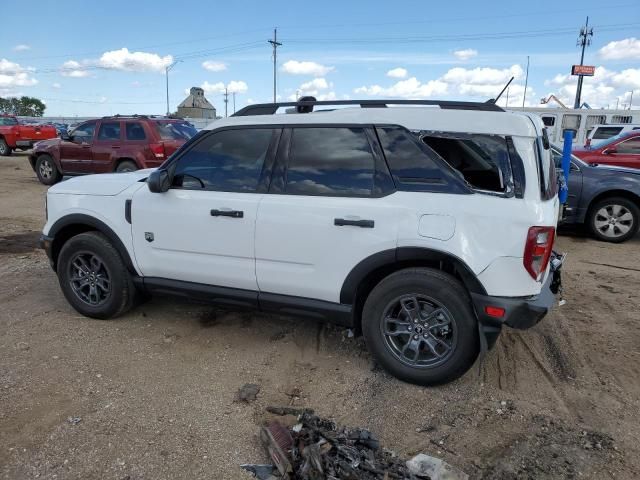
[172,128,273,192]
[376,127,446,190]
[155,121,198,140]
[125,122,146,140]
[71,120,96,140]
[542,116,556,127]
[286,127,374,196]
[98,122,121,141]
[593,127,623,140]
[617,138,640,154]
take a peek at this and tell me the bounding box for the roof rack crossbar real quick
[233,99,504,117]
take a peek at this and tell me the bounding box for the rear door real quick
[59,120,97,173]
[255,126,399,304]
[91,121,122,173]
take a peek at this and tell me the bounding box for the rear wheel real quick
[588,197,639,243]
[57,232,137,319]
[362,268,479,386]
[35,154,62,185]
[0,139,12,156]
[116,160,138,173]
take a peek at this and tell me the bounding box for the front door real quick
[131,127,280,291]
[255,126,400,304]
[60,120,96,173]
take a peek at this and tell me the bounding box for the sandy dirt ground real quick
[1,152,639,480]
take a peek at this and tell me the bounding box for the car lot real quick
[1,152,640,479]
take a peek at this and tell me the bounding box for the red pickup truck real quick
[0,115,58,156]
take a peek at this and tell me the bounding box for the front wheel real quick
[362,268,479,386]
[35,154,62,185]
[588,197,639,243]
[0,139,12,156]
[57,232,137,319]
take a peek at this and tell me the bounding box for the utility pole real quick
[573,17,593,109]
[629,91,634,110]
[165,60,182,116]
[522,55,530,108]
[616,97,619,109]
[233,92,236,114]
[268,28,282,103]
[223,87,229,117]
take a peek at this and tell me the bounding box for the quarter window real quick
[172,128,274,192]
[286,127,375,196]
[125,122,146,141]
[98,122,121,141]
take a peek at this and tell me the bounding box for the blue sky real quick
[2,0,639,117]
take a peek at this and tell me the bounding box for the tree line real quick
[0,96,46,117]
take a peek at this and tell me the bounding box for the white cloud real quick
[442,64,523,85]
[60,60,90,77]
[355,77,448,98]
[598,38,640,61]
[198,80,248,95]
[300,78,329,91]
[52,82,61,89]
[453,49,478,61]
[13,44,31,52]
[0,59,38,95]
[97,48,173,72]
[281,60,334,76]
[387,67,408,79]
[202,61,227,72]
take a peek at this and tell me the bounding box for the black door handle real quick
[334,218,374,228]
[211,209,243,218]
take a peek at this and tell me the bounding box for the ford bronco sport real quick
[39,99,563,386]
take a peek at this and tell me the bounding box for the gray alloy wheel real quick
[39,157,54,180]
[35,154,61,185]
[380,294,457,368]
[68,252,112,306]
[116,160,138,173]
[588,197,639,243]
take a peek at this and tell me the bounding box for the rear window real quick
[154,121,198,140]
[592,127,623,140]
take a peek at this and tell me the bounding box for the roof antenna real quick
[488,76,514,104]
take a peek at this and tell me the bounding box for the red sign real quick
[572,65,595,76]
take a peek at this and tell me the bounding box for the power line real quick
[268,28,282,103]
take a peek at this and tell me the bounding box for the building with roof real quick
[176,87,216,119]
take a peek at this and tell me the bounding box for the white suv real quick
[39,99,562,385]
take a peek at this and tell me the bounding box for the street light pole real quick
[165,60,182,116]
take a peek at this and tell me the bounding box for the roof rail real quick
[233,99,504,117]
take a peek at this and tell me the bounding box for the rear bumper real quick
[472,252,564,349]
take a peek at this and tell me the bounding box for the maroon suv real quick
[29,115,198,185]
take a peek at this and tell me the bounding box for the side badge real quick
[145,232,154,242]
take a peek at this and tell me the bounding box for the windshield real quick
[0,117,19,126]
[154,121,198,140]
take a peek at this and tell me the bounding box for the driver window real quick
[71,121,97,142]
[172,128,275,192]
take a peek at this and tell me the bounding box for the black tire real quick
[116,160,138,173]
[57,232,137,319]
[0,138,12,156]
[587,196,639,243]
[35,154,62,185]
[362,268,479,386]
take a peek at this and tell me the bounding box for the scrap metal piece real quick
[260,421,294,477]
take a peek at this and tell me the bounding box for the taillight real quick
[523,226,555,281]
[149,142,166,159]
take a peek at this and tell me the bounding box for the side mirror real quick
[147,169,170,193]
[603,147,617,155]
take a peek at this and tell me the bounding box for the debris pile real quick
[242,407,468,480]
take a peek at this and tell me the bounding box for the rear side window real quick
[98,122,121,141]
[420,133,508,192]
[155,121,198,140]
[592,127,623,140]
[125,122,146,140]
[172,128,274,192]
[286,127,374,196]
